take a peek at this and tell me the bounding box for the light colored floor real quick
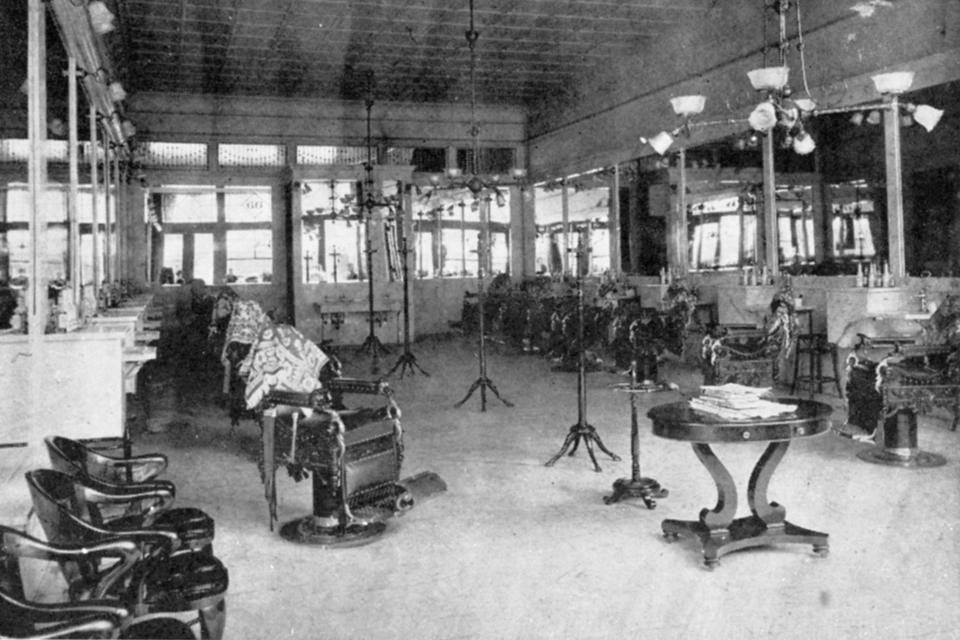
[22,336,960,638]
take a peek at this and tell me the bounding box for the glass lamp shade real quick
[748,102,778,132]
[871,71,914,95]
[912,104,943,132]
[747,66,790,91]
[445,167,463,179]
[793,97,817,112]
[645,131,674,155]
[792,132,816,155]
[669,95,706,117]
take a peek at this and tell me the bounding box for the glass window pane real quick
[193,234,214,284]
[161,190,217,223]
[225,187,271,223]
[162,234,183,284]
[415,230,434,278]
[226,229,272,284]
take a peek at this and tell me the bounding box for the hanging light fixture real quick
[428,0,525,205]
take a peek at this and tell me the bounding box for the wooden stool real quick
[792,332,843,397]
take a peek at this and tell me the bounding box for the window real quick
[1,182,115,286]
[300,179,366,283]
[152,185,274,285]
[688,187,758,271]
[413,187,510,279]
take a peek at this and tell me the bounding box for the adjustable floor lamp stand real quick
[545,245,619,471]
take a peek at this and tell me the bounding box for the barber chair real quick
[25,471,227,640]
[700,301,796,388]
[0,525,197,639]
[44,437,167,485]
[259,376,414,547]
[845,341,957,467]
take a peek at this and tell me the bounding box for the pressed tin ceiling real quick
[3,0,714,108]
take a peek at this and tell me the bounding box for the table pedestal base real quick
[279,516,387,548]
[662,517,828,569]
[605,477,668,508]
[663,440,829,568]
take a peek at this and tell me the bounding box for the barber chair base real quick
[855,410,947,468]
[279,516,387,548]
[857,448,946,468]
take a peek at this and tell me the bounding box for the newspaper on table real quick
[689,383,797,420]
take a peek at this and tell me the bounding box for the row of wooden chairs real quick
[1,437,228,639]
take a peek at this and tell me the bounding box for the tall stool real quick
[791,308,842,397]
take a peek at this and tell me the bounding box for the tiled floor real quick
[16,335,960,638]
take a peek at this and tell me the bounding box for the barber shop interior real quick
[2,0,960,638]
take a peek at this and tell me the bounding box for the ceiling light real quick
[748,102,778,132]
[644,131,674,155]
[871,71,914,95]
[911,104,943,132]
[850,112,865,126]
[747,66,790,91]
[866,110,882,125]
[792,131,816,155]
[669,95,706,117]
[87,1,116,35]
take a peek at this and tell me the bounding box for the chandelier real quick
[427,0,526,206]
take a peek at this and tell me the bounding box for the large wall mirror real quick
[533,172,611,277]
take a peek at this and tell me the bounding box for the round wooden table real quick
[649,398,832,569]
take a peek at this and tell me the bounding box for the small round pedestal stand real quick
[605,363,669,508]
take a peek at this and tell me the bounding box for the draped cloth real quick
[241,324,329,410]
[223,300,269,352]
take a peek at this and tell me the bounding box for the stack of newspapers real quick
[688,383,797,420]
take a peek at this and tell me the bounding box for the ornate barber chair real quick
[25,470,228,640]
[700,297,797,387]
[0,525,196,639]
[844,299,960,467]
[259,376,414,547]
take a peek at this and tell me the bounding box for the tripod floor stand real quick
[356,209,391,374]
[545,254,619,472]
[604,361,669,507]
[455,225,512,411]
[388,235,428,378]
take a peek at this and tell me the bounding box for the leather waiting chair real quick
[0,525,196,639]
[25,470,227,640]
[44,436,167,485]
[37,451,213,556]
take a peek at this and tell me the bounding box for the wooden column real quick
[883,95,906,279]
[67,55,80,301]
[90,105,100,305]
[677,148,688,275]
[609,165,621,276]
[762,131,778,277]
[560,180,569,275]
[27,0,47,338]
